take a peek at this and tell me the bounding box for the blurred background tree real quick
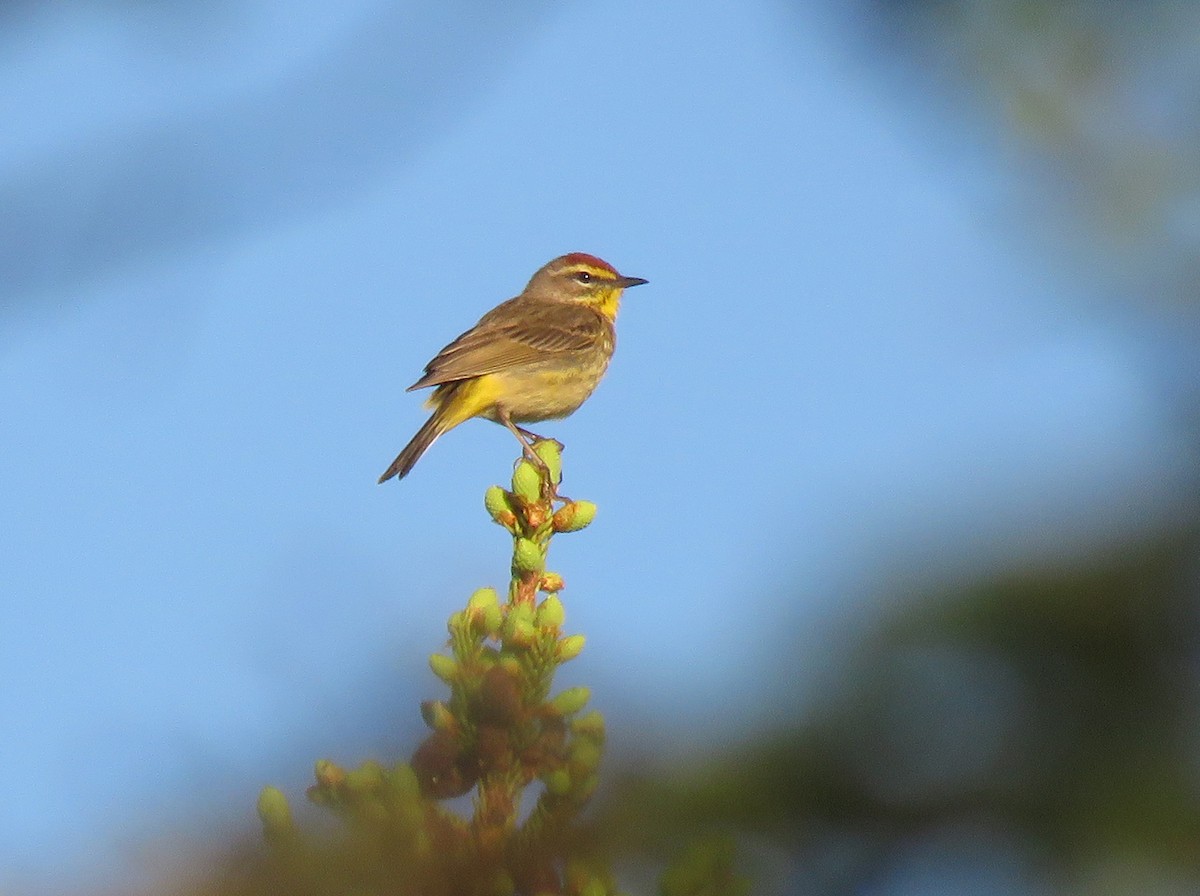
[861,0,1200,312]
[587,3,1200,892]
[600,527,1200,893]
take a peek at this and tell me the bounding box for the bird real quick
[378,252,647,484]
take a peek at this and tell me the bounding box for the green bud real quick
[483,604,503,637]
[569,739,603,775]
[549,686,590,716]
[314,758,345,788]
[346,760,385,793]
[429,653,458,683]
[385,764,424,831]
[468,587,500,611]
[543,767,572,796]
[536,594,565,629]
[388,762,420,798]
[552,500,597,533]
[532,439,563,484]
[468,588,503,635]
[257,786,293,835]
[571,710,606,740]
[513,618,537,647]
[512,459,542,502]
[558,634,586,661]
[498,654,522,676]
[503,615,537,649]
[484,486,514,522]
[513,537,544,574]
[507,602,534,630]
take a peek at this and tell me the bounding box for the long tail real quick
[378,408,450,484]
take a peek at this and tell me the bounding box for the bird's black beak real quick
[617,276,648,289]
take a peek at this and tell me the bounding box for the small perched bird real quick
[378,253,647,484]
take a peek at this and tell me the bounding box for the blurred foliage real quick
[163,504,1200,895]
[163,444,745,896]
[597,517,1200,892]
[863,0,1200,307]
[234,444,626,896]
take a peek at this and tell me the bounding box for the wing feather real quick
[407,300,607,391]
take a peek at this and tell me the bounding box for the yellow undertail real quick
[378,376,503,483]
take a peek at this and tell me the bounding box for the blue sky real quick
[1,1,1192,891]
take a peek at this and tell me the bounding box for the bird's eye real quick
[574,271,592,284]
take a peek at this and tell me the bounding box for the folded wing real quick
[407,300,608,391]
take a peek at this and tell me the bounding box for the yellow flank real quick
[492,363,610,423]
[378,252,647,485]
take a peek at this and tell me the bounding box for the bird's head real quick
[524,252,647,319]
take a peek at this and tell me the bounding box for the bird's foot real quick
[520,443,572,504]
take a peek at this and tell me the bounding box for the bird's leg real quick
[498,410,543,464]
[498,410,569,502]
